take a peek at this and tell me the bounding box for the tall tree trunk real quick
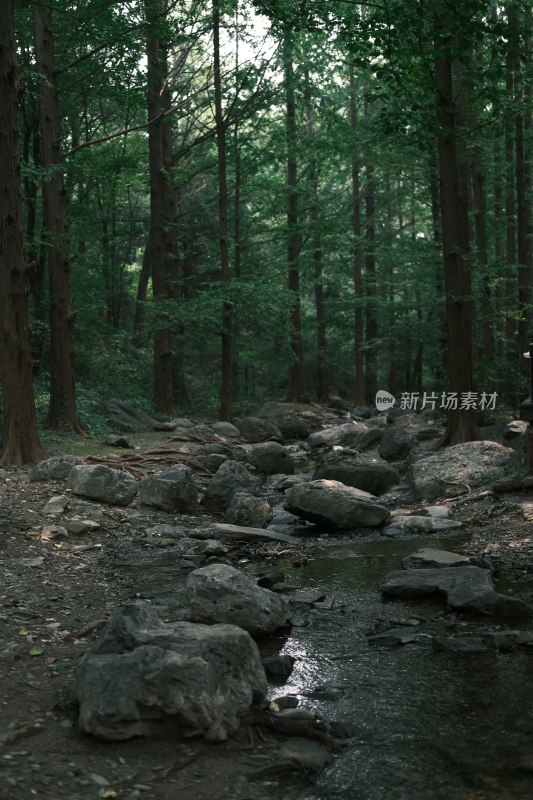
[33,8,84,434]
[364,160,377,402]
[146,0,174,414]
[0,1,46,464]
[505,21,517,343]
[511,6,533,360]
[284,26,305,401]
[471,145,495,359]
[434,11,479,444]
[213,0,233,420]
[349,62,365,406]
[304,71,327,402]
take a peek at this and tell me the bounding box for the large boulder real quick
[139,465,198,513]
[380,566,531,616]
[224,492,273,528]
[186,564,290,636]
[307,423,382,451]
[256,402,324,439]
[406,441,517,501]
[67,464,138,506]
[247,442,295,475]
[313,452,400,496]
[202,460,262,511]
[28,455,82,482]
[378,427,417,461]
[72,601,267,742]
[284,479,390,530]
[233,416,283,443]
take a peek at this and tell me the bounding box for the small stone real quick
[262,654,295,682]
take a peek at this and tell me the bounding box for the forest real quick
[1,0,532,464]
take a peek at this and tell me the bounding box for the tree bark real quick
[304,71,327,401]
[284,26,305,402]
[213,0,233,420]
[364,159,378,402]
[434,10,479,444]
[33,8,84,434]
[0,1,46,464]
[145,0,174,414]
[349,62,365,406]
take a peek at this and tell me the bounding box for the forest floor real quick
[1,421,532,800]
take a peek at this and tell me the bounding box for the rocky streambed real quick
[1,402,533,799]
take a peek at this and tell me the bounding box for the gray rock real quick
[186,564,290,636]
[284,479,390,530]
[65,518,101,534]
[202,460,262,511]
[105,435,132,448]
[382,514,461,536]
[139,465,198,513]
[402,548,471,570]
[278,738,332,772]
[200,539,229,557]
[28,455,82,482]
[224,492,273,529]
[262,654,295,681]
[43,495,69,516]
[406,441,517,501]
[503,420,528,440]
[73,601,266,741]
[378,427,417,461]
[211,421,241,438]
[67,464,138,506]
[313,451,400,496]
[307,422,375,450]
[247,442,295,475]
[367,627,419,646]
[169,417,194,428]
[433,636,490,653]
[424,505,450,518]
[380,566,532,616]
[233,416,283,443]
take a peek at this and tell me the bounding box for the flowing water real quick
[114,532,533,800]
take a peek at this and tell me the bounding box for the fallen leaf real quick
[28,647,44,657]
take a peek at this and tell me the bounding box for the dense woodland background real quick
[1,0,533,464]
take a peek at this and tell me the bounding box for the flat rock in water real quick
[196,522,299,545]
[284,479,390,530]
[380,566,532,616]
[402,548,471,570]
[278,738,332,772]
[186,564,290,636]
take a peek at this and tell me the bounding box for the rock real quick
[262,654,295,681]
[104,435,132,448]
[273,474,308,491]
[406,441,517,501]
[72,601,267,741]
[284,479,390,530]
[273,695,299,709]
[233,416,283,443]
[288,590,327,608]
[211,421,241,438]
[202,460,262,511]
[197,522,299,545]
[402,548,471,570]
[278,738,332,772]
[313,451,400,496]
[43,495,69,516]
[368,627,433,647]
[380,566,532,616]
[65,518,101,535]
[257,571,285,589]
[139,465,198,513]
[224,492,273,529]
[382,514,461,536]
[247,442,295,475]
[68,465,138,506]
[200,539,229,557]
[433,636,491,653]
[169,417,194,428]
[307,422,377,450]
[378,427,417,461]
[423,505,450,518]
[186,564,290,636]
[107,399,173,433]
[256,403,324,439]
[28,455,82,482]
[503,420,528,440]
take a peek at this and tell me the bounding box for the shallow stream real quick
[114,530,533,799]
